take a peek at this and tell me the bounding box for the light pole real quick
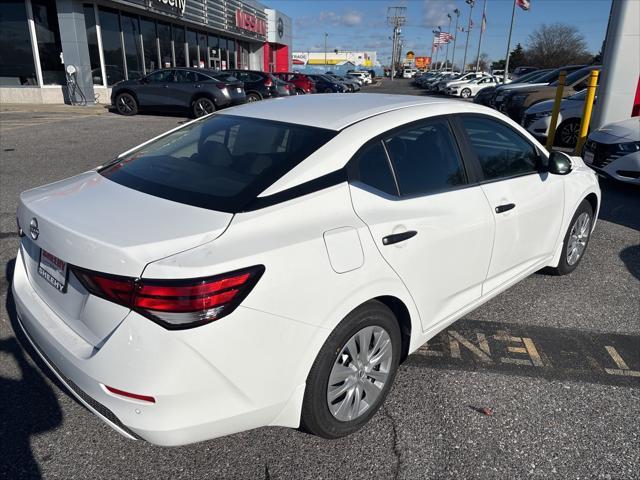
[451,9,461,72]
[324,32,328,67]
[462,0,475,73]
[475,0,487,72]
[444,14,452,71]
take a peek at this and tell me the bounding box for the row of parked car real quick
[413,66,640,185]
[111,68,375,118]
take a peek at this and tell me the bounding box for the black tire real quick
[191,97,215,118]
[246,92,261,102]
[301,300,401,439]
[550,200,594,276]
[461,88,472,99]
[114,92,138,116]
[324,88,334,94]
[555,119,581,148]
[295,88,306,95]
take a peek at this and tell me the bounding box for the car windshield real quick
[514,70,550,84]
[551,67,596,86]
[100,115,336,212]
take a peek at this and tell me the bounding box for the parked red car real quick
[275,72,317,94]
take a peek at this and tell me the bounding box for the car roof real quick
[218,93,452,130]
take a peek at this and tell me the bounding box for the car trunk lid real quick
[17,171,233,347]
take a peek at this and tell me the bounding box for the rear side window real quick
[460,116,539,181]
[352,141,398,196]
[100,115,336,212]
[146,70,174,83]
[383,119,467,197]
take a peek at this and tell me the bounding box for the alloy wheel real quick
[560,121,580,147]
[194,98,214,117]
[326,325,393,422]
[566,212,591,265]
[117,94,135,114]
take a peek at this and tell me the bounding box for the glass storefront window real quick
[173,25,185,67]
[227,39,236,70]
[83,4,102,85]
[98,8,125,86]
[157,22,172,68]
[208,34,219,70]
[140,17,158,74]
[198,32,208,68]
[121,13,143,80]
[219,38,228,70]
[31,0,64,84]
[0,1,37,86]
[187,29,198,67]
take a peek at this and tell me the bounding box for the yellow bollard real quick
[574,70,599,156]
[545,71,567,151]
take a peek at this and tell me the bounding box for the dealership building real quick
[0,0,292,104]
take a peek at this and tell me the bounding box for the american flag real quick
[481,11,487,32]
[435,32,454,44]
[516,0,531,11]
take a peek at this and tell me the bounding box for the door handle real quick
[162,85,169,88]
[495,203,516,214]
[382,230,417,246]
[195,84,202,88]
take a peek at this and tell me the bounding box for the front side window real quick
[100,115,337,212]
[461,116,539,181]
[383,119,467,197]
[175,70,210,83]
[146,70,173,83]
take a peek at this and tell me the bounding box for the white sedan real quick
[13,94,600,446]
[523,90,589,147]
[446,76,499,98]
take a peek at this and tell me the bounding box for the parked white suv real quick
[348,71,372,85]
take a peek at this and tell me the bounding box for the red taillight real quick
[105,385,156,403]
[74,266,264,329]
[264,77,273,87]
[215,82,227,89]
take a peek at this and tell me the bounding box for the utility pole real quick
[324,33,328,67]
[444,14,452,71]
[387,6,406,81]
[475,0,487,72]
[503,0,517,83]
[451,9,461,72]
[462,0,475,73]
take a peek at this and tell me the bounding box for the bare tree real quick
[525,23,592,68]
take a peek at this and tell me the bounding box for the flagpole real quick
[451,9,461,72]
[475,0,487,72]
[444,14,452,71]
[462,0,475,73]
[503,0,517,83]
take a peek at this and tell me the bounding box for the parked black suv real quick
[226,70,281,102]
[111,68,245,117]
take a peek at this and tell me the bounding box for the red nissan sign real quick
[235,9,267,35]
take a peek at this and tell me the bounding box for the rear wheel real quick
[246,92,261,102]
[296,88,306,95]
[556,119,581,148]
[115,92,138,116]
[551,200,594,275]
[301,300,401,439]
[191,97,215,118]
[461,88,472,99]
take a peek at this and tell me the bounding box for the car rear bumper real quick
[12,247,320,446]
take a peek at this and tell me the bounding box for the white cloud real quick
[422,0,457,29]
[318,9,363,27]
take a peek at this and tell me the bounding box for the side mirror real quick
[548,151,572,175]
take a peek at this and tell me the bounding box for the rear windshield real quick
[100,115,336,212]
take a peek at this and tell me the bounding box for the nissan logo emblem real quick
[30,218,39,240]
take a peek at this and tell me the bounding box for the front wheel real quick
[460,88,472,99]
[246,92,261,102]
[115,92,138,116]
[301,301,401,439]
[556,119,581,148]
[551,200,594,275]
[191,97,215,118]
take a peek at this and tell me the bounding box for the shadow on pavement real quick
[620,244,640,281]
[596,178,640,231]
[1,259,63,479]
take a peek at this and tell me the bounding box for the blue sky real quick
[267,0,612,66]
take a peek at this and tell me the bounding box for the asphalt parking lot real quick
[0,80,638,479]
